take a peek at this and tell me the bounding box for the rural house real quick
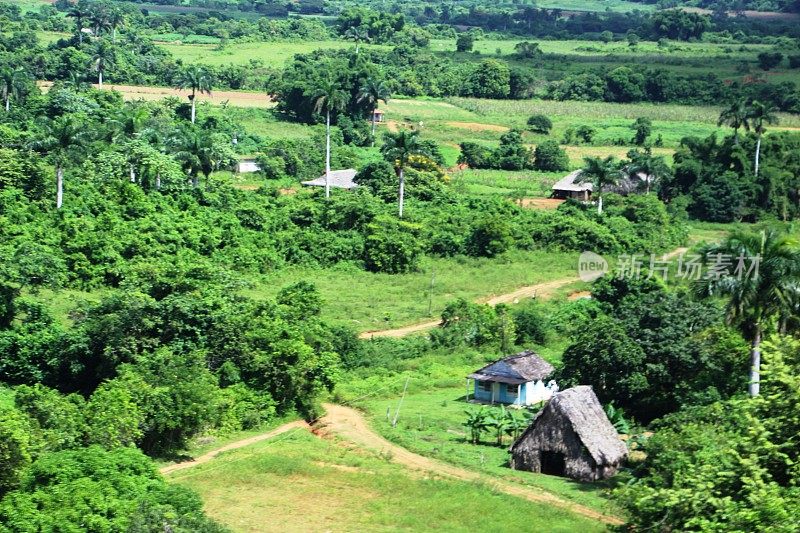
[509,386,628,481]
[301,169,359,190]
[467,350,556,406]
[551,169,650,200]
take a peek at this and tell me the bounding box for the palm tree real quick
[576,156,622,214]
[695,230,800,396]
[31,115,91,209]
[310,78,348,199]
[67,1,92,44]
[169,127,214,188]
[0,67,29,112]
[381,129,425,218]
[357,78,391,144]
[717,98,750,145]
[747,100,779,177]
[108,8,125,44]
[626,149,671,195]
[175,66,213,124]
[91,40,115,88]
[343,26,370,54]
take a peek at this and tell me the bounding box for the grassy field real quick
[351,387,622,516]
[168,430,607,532]
[160,40,390,68]
[246,249,582,331]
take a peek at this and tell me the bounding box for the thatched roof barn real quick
[509,386,627,481]
[551,169,650,200]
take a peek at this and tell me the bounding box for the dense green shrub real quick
[533,140,569,171]
[526,114,552,134]
[364,216,423,274]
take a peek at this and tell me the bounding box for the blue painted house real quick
[467,350,555,406]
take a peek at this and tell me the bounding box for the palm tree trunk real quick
[113,27,117,44]
[325,109,331,199]
[733,127,739,145]
[371,110,377,146]
[190,92,196,124]
[398,166,405,218]
[98,70,103,89]
[129,164,135,183]
[156,172,161,190]
[749,326,762,397]
[56,166,64,209]
[4,95,8,112]
[78,29,83,44]
[755,134,762,177]
[192,174,199,188]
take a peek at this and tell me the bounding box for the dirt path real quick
[358,275,581,339]
[159,420,309,475]
[359,246,691,340]
[314,403,623,526]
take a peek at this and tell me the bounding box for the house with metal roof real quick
[467,350,556,406]
[301,169,359,190]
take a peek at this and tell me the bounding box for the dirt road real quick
[358,275,582,339]
[159,420,308,475]
[314,403,624,526]
[359,246,690,340]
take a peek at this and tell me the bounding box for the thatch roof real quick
[511,386,627,465]
[301,169,358,190]
[552,169,650,195]
[468,350,554,385]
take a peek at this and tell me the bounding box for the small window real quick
[506,384,519,396]
[478,381,492,392]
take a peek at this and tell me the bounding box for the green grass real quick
[160,40,390,68]
[450,168,565,198]
[246,249,580,331]
[343,385,621,517]
[8,0,52,14]
[533,0,654,11]
[168,430,606,532]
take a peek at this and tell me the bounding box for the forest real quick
[1,0,800,531]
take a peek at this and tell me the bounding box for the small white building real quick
[236,158,260,173]
[467,350,556,407]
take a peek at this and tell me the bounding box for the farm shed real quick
[372,109,385,123]
[467,350,556,406]
[510,386,627,481]
[551,169,650,200]
[301,169,359,190]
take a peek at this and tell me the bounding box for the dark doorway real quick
[540,451,566,476]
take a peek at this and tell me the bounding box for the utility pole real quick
[392,376,410,428]
[427,270,436,316]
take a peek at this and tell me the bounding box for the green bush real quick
[533,140,569,171]
[364,216,423,274]
[526,114,553,134]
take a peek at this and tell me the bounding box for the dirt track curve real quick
[314,403,624,526]
[159,420,309,475]
[359,246,689,340]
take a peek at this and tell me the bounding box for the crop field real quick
[160,40,391,68]
[533,0,653,11]
[168,430,606,532]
